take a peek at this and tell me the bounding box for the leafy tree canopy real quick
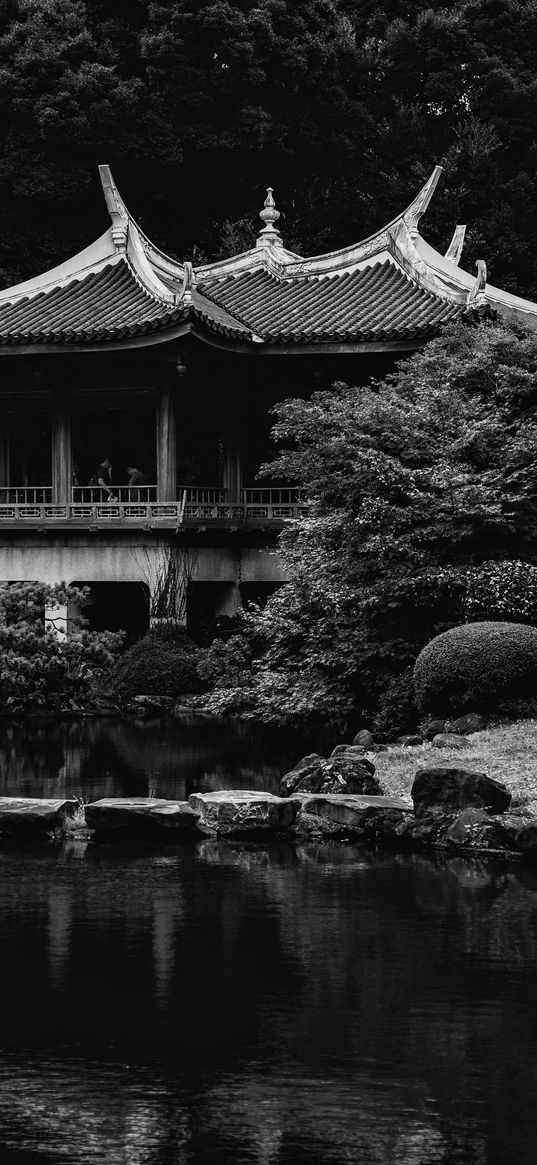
[201,320,537,728]
[0,1,535,297]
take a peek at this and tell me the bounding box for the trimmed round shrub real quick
[111,631,204,698]
[413,621,537,716]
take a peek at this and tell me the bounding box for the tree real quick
[202,319,537,728]
[0,581,122,711]
[1,1,536,300]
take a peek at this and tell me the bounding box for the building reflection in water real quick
[0,840,536,1161]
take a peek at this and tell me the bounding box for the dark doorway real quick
[72,582,149,642]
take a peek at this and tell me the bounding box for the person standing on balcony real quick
[94,457,117,501]
[127,465,146,487]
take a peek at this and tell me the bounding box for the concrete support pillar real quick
[45,603,68,639]
[52,394,71,504]
[222,397,242,504]
[214,582,243,617]
[157,382,177,502]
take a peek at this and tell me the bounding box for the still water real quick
[0,719,537,1164]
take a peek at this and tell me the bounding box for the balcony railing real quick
[0,487,53,504]
[0,486,308,525]
[73,486,157,503]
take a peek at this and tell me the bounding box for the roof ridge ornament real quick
[402,166,443,237]
[257,187,282,249]
[98,164,129,251]
[467,259,488,308]
[182,261,196,306]
[444,225,466,267]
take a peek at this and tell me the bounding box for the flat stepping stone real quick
[0,797,78,833]
[85,798,200,835]
[188,790,300,836]
[291,793,412,829]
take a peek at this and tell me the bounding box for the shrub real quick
[413,621,537,716]
[374,668,419,737]
[111,630,204,698]
[0,581,122,712]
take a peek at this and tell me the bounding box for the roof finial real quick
[98,164,129,251]
[467,259,488,308]
[444,225,466,267]
[257,187,282,248]
[182,261,195,306]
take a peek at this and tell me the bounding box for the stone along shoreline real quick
[1,763,537,860]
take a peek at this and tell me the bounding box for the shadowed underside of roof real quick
[200,263,462,342]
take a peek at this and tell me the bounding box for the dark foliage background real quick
[0,0,536,295]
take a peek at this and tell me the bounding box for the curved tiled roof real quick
[0,163,534,353]
[199,262,461,342]
[0,258,251,345]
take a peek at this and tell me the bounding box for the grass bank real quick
[376,720,537,815]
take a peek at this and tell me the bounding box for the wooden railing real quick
[0,487,53,504]
[0,486,308,525]
[72,486,157,503]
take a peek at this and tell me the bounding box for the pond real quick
[1,718,537,1164]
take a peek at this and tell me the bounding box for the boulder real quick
[279,753,326,797]
[497,816,537,855]
[432,733,471,750]
[330,743,367,760]
[421,719,446,741]
[0,797,78,834]
[411,768,511,817]
[292,793,412,835]
[396,735,423,748]
[352,728,376,749]
[132,695,175,712]
[280,750,379,797]
[447,713,485,736]
[188,790,299,836]
[85,798,201,836]
[445,807,495,847]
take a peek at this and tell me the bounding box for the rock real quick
[447,713,485,736]
[280,750,378,797]
[279,753,326,797]
[85,798,201,836]
[0,797,78,834]
[330,743,366,759]
[432,733,471,750]
[132,695,175,712]
[352,729,376,749]
[318,755,380,795]
[411,768,512,817]
[188,791,300,837]
[396,735,423,748]
[445,807,494,847]
[497,815,537,855]
[292,793,412,836]
[421,719,446,741]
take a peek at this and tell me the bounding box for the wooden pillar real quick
[157,380,177,502]
[222,396,242,504]
[0,420,10,489]
[52,393,71,504]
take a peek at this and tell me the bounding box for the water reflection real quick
[0,715,306,801]
[0,842,537,1161]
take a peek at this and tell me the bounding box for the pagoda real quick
[0,165,535,633]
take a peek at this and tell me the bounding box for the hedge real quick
[111,629,204,698]
[413,621,537,715]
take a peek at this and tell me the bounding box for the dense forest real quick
[0,0,536,296]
